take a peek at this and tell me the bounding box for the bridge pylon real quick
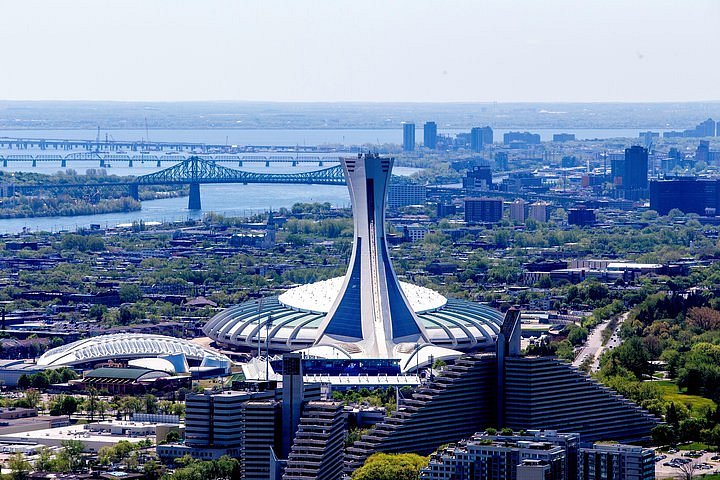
[188,183,201,210]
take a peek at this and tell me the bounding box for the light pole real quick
[265,315,273,381]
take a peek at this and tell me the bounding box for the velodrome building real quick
[203,153,504,373]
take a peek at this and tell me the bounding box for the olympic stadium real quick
[203,278,503,354]
[203,153,505,373]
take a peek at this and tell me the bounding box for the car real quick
[668,448,678,454]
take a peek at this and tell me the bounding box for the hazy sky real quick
[1,0,718,103]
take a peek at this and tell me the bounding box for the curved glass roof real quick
[37,333,231,367]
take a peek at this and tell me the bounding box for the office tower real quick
[421,431,579,480]
[621,146,648,200]
[509,199,527,223]
[423,121,437,149]
[403,123,416,151]
[495,151,509,171]
[696,118,716,137]
[553,133,576,142]
[243,400,281,480]
[283,402,346,480]
[696,140,710,163]
[387,184,427,209]
[463,165,493,189]
[609,153,625,185]
[568,207,596,226]
[578,444,655,480]
[281,354,305,458]
[528,202,550,222]
[182,390,267,459]
[464,198,503,223]
[470,126,493,152]
[481,126,494,145]
[649,178,719,215]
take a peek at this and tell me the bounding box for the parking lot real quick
[655,449,720,478]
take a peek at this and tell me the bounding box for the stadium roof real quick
[37,334,231,368]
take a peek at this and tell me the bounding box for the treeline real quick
[0,195,140,218]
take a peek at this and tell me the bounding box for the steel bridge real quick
[0,136,346,154]
[0,152,343,168]
[17,156,347,210]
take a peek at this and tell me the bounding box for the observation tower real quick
[203,153,504,372]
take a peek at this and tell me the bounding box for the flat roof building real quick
[578,443,655,480]
[465,197,503,223]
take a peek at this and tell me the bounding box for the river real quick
[0,126,650,234]
[0,163,422,235]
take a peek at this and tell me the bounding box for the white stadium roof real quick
[37,334,231,368]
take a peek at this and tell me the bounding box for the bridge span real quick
[0,152,344,168]
[17,156,347,210]
[0,136,350,154]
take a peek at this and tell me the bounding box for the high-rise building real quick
[387,184,427,209]
[403,123,416,151]
[509,199,527,223]
[423,122,437,149]
[696,140,710,163]
[578,444,655,480]
[621,146,648,200]
[465,198,503,223]
[528,202,551,222]
[470,126,493,152]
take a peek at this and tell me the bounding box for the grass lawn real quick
[655,380,717,412]
[678,441,712,451]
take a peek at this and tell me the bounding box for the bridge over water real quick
[0,136,348,154]
[0,152,344,168]
[16,156,347,210]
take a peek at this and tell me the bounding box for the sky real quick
[0,0,718,103]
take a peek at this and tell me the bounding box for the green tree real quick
[119,283,143,303]
[57,440,85,472]
[34,447,54,472]
[352,453,428,480]
[8,452,32,480]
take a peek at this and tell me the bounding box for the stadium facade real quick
[203,153,504,371]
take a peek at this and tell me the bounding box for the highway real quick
[572,311,627,372]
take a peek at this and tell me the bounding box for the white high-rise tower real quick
[314,153,429,357]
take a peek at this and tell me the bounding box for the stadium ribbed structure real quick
[37,333,231,369]
[203,153,504,370]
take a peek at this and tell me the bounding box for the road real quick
[572,312,628,372]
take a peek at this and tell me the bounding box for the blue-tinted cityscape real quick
[1,1,720,480]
